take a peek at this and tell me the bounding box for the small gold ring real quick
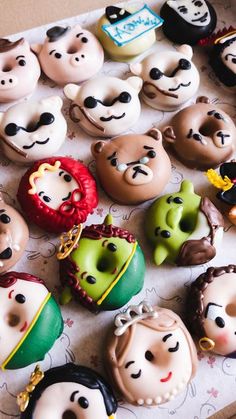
[199,337,215,351]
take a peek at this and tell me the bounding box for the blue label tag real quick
[102,5,164,47]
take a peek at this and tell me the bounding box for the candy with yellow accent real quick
[18,363,117,418]
[0,272,63,370]
[58,215,145,312]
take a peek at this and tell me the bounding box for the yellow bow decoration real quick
[206,169,233,191]
[17,365,44,412]
[57,224,83,260]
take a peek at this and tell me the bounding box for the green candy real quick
[60,215,145,311]
[145,180,202,265]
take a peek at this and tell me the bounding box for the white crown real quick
[114,301,158,336]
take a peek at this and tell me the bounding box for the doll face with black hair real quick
[33,382,113,419]
[220,35,236,74]
[167,0,210,26]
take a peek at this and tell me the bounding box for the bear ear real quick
[177,44,193,59]
[64,84,80,101]
[91,141,106,156]
[31,44,43,55]
[126,76,143,92]
[196,96,210,104]
[162,126,176,143]
[130,62,142,76]
[147,128,162,142]
[180,180,194,194]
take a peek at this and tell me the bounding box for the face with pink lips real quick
[107,303,197,406]
[32,25,104,85]
[0,277,49,367]
[0,37,40,103]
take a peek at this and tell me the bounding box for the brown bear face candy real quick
[163,97,236,170]
[187,265,236,358]
[0,194,29,274]
[91,128,171,205]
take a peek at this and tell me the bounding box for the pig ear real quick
[147,128,162,142]
[162,126,176,144]
[130,62,142,76]
[64,84,80,101]
[177,44,193,59]
[91,141,106,157]
[196,96,210,104]
[0,112,4,125]
[126,76,143,92]
[40,96,63,110]
[31,44,43,55]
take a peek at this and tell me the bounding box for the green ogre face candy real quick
[58,215,145,312]
[145,180,224,266]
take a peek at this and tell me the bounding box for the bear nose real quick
[213,130,232,148]
[0,74,17,89]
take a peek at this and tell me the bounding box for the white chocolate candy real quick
[167,0,210,27]
[130,45,200,111]
[64,75,142,137]
[32,24,104,85]
[0,96,67,164]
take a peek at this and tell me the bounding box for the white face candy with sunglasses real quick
[0,96,67,164]
[130,45,200,111]
[64,75,142,138]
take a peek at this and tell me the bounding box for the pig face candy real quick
[91,129,171,204]
[130,45,200,111]
[0,37,40,103]
[64,76,142,137]
[0,96,67,164]
[32,25,104,85]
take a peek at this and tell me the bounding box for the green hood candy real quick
[59,215,145,311]
[145,180,224,266]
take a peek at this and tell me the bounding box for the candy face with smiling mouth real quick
[17,156,98,233]
[187,265,236,357]
[0,96,67,164]
[0,37,40,103]
[106,301,197,406]
[160,0,217,45]
[17,363,117,419]
[58,215,145,312]
[0,193,29,274]
[0,271,63,370]
[32,24,104,85]
[64,75,142,137]
[130,45,200,111]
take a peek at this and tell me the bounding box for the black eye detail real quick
[55,52,62,59]
[214,112,224,120]
[168,342,179,352]
[119,91,131,103]
[19,59,26,66]
[110,158,118,167]
[0,214,11,224]
[78,396,89,409]
[107,243,117,252]
[149,67,163,80]
[179,59,191,70]
[15,294,26,304]
[195,1,203,6]
[215,316,225,328]
[193,133,202,142]
[63,174,72,182]
[161,230,171,238]
[179,5,188,13]
[167,196,173,204]
[145,350,154,361]
[5,123,19,136]
[39,112,55,126]
[155,226,160,236]
[86,275,96,284]
[84,96,97,108]
[81,37,88,43]
[43,195,51,203]
[147,150,156,158]
[131,369,142,379]
[173,197,183,204]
